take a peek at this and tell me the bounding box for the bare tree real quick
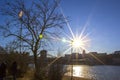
[0,0,65,79]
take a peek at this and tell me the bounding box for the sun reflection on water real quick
[73,65,83,77]
[65,65,85,78]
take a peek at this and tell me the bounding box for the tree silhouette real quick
[0,0,65,79]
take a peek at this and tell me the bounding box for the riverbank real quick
[62,76,92,80]
[18,76,92,80]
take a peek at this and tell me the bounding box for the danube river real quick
[64,65,120,80]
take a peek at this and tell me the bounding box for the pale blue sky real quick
[60,0,120,53]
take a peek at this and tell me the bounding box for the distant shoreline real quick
[65,64,120,66]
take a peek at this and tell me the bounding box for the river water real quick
[64,65,120,80]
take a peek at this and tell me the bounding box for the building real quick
[114,51,120,55]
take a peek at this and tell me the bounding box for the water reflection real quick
[65,65,120,80]
[73,66,83,77]
[65,65,88,78]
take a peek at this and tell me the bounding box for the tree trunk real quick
[33,50,39,79]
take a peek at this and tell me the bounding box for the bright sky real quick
[60,0,120,53]
[0,0,120,54]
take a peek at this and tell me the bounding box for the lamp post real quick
[71,40,73,80]
[19,10,23,54]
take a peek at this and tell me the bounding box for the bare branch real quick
[0,0,65,77]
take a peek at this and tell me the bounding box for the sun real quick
[61,27,90,54]
[71,38,83,48]
[70,34,89,53]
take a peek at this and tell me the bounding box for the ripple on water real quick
[64,65,120,80]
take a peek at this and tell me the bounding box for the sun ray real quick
[63,31,73,41]
[55,0,90,54]
[46,47,72,69]
[58,3,75,39]
[89,53,105,65]
[80,32,91,41]
[63,47,72,54]
[54,0,91,55]
[79,26,86,39]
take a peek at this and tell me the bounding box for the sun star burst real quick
[60,25,91,54]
